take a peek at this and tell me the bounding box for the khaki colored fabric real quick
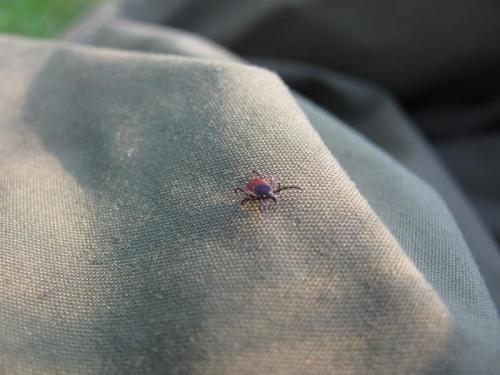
[104,0,500,284]
[1,0,500,373]
[68,0,500,307]
[0,34,498,374]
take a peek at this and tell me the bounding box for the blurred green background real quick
[0,0,102,38]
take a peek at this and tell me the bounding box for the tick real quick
[234,170,302,218]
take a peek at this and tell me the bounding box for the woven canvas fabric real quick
[89,0,500,297]
[67,7,500,306]
[70,0,500,320]
[0,35,498,374]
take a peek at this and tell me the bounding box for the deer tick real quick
[234,170,302,218]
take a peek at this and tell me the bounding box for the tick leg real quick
[275,185,302,193]
[234,187,246,194]
[240,197,258,206]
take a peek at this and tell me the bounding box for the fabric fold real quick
[0,37,480,374]
[66,12,500,310]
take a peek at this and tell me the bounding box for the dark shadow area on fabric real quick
[17,45,456,373]
[113,0,500,248]
[21,48,250,372]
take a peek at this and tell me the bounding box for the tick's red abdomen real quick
[246,178,270,193]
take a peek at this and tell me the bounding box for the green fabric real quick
[68,4,500,307]
[106,0,500,252]
[1,1,500,373]
[1,34,498,374]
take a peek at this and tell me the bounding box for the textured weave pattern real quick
[0,36,498,374]
[299,97,500,372]
[0,38,446,374]
[70,0,500,308]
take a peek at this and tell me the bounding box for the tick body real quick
[234,170,302,219]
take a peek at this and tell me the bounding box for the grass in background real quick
[0,0,102,38]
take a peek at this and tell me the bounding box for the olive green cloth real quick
[0,34,498,374]
[68,0,500,308]
[1,1,500,374]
